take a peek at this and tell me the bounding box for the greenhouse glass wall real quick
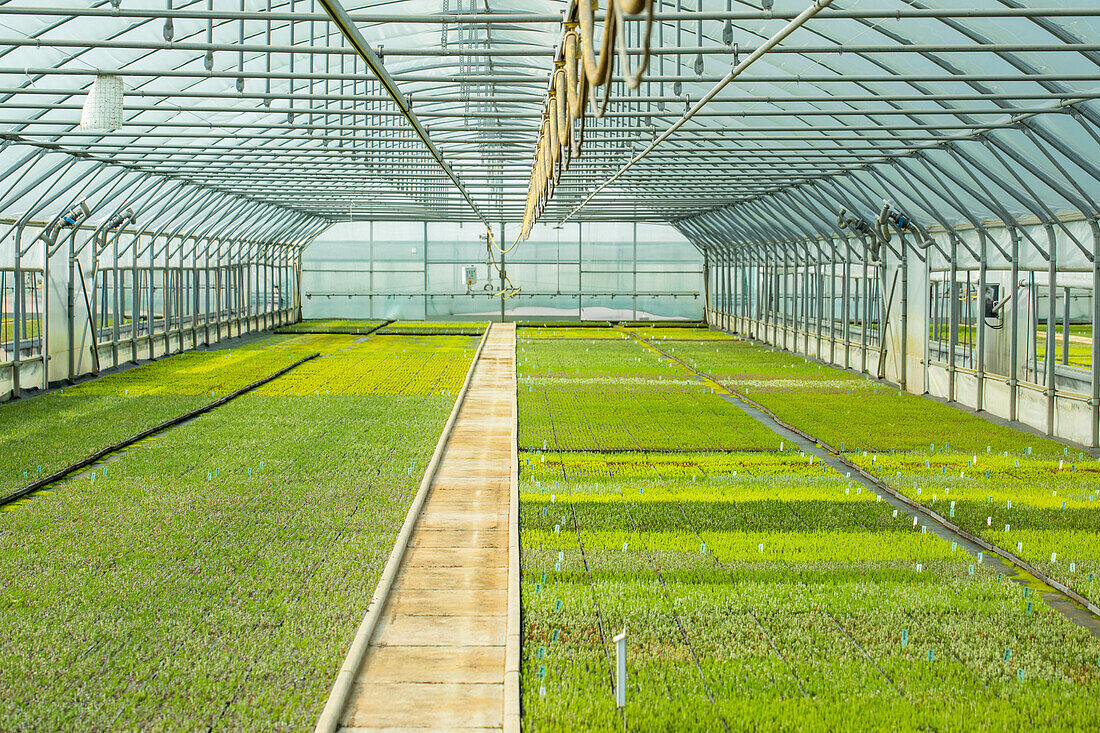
[302,221,702,321]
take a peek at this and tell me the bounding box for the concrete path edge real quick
[314,326,493,733]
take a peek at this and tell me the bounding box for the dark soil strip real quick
[630,331,1100,634]
[0,353,320,508]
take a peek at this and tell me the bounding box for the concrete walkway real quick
[338,323,517,732]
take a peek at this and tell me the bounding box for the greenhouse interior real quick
[3,0,1100,730]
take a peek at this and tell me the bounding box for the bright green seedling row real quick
[660,338,868,384]
[277,318,387,334]
[375,320,487,336]
[518,328,1100,729]
[0,348,315,500]
[664,335,1068,456]
[518,337,682,378]
[520,327,631,339]
[252,334,480,396]
[519,336,775,452]
[749,389,1067,456]
[520,387,776,453]
[523,450,838,485]
[520,453,1100,730]
[0,335,472,729]
[624,326,735,341]
[851,452,1100,604]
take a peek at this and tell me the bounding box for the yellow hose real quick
[554,67,569,155]
[614,0,655,89]
[519,0,657,238]
[577,0,616,86]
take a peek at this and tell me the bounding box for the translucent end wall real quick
[301,221,703,321]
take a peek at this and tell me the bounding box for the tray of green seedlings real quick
[625,326,737,341]
[520,327,627,339]
[518,336,682,379]
[665,338,1070,455]
[517,320,613,328]
[240,332,368,354]
[0,348,315,501]
[520,450,1100,730]
[620,319,704,325]
[375,320,488,336]
[275,319,388,335]
[519,338,776,452]
[0,341,464,729]
[253,335,480,397]
[519,383,778,453]
[849,448,1100,604]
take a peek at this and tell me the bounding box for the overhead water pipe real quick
[560,0,836,224]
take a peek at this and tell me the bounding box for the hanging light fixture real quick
[79,74,124,131]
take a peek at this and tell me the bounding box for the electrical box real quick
[464,265,478,286]
[983,283,1000,318]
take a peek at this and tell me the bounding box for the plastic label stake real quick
[614,628,627,708]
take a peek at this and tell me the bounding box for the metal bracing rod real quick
[34,163,113,254]
[7,86,1100,107]
[8,66,1100,86]
[937,146,1031,253]
[946,144,1055,254]
[315,0,489,228]
[72,173,154,258]
[149,188,221,259]
[8,36,1100,56]
[1,161,105,250]
[43,166,131,257]
[0,119,1056,136]
[0,155,70,216]
[13,101,1095,119]
[977,138,1083,255]
[103,150,902,167]
[131,181,208,259]
[902,155,992,255]
[0,135,323,231]
[83,143,929,160]
[134,159,876,176]
[860,163,965,261]
[0,149,46,197]
[10,5,1100,22]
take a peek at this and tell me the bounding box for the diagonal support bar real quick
[316,0,492,227]
[559,0,836,225]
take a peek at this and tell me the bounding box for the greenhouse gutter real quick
[0,352,321,509]
[314,325,491,733]
[629,332,1100,624]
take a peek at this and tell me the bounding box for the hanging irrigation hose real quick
[520,0,657,240]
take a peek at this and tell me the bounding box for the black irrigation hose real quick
[630,331,1100,622]
[0,353,321,508]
